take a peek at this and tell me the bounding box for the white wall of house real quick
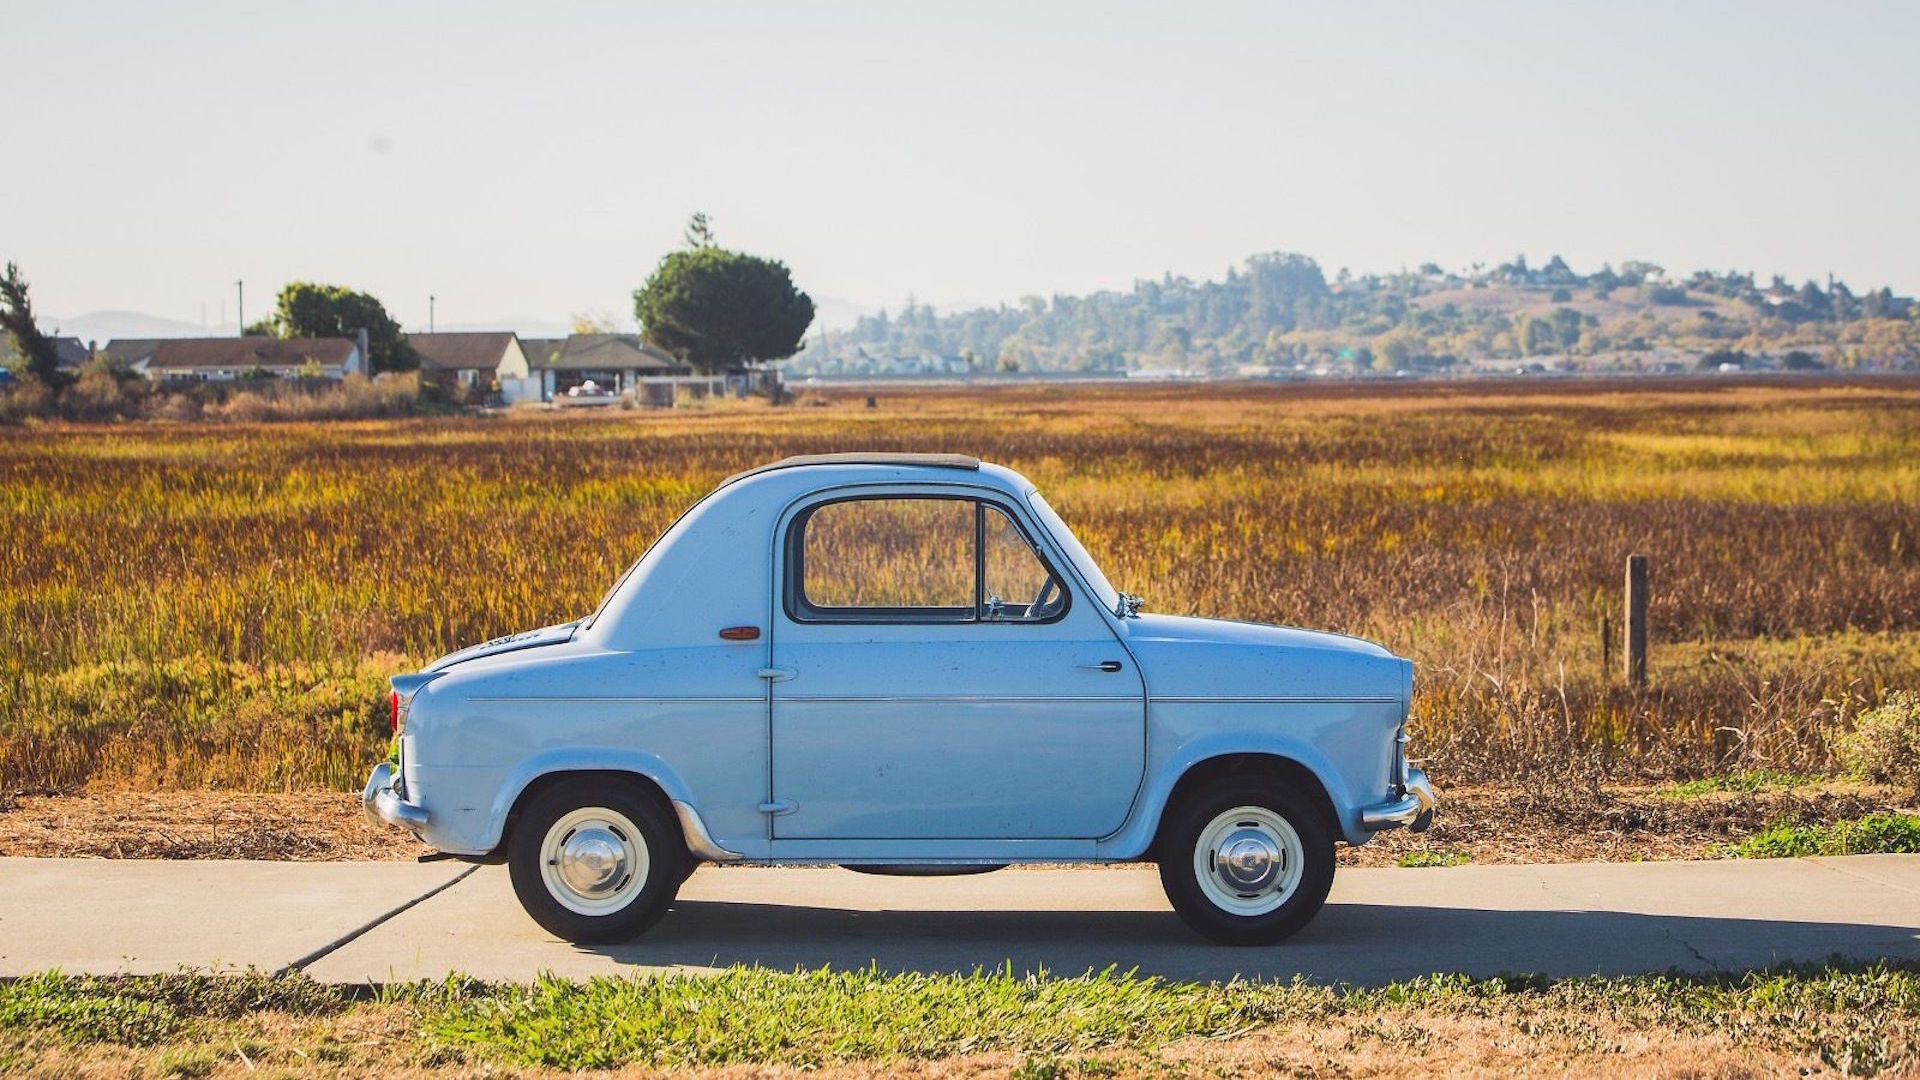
[497,339,530,380]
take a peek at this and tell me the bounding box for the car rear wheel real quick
[507,776,687,944]
[1157,780,1335,945]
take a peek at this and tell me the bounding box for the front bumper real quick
[362,761,429,830]
[1359,766,1436,832]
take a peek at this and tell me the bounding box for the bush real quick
[1835,691,1920,796]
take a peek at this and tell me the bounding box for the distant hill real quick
[45,310,233,343]
[793,254,1920,376]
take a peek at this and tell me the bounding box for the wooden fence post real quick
[1625,554,1648,688]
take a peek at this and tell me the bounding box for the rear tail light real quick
[389,690,402,734]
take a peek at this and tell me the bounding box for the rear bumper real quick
[362,761,429,830]
[1359,766,1436,832]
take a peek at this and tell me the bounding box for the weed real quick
[1722,813,1920,858]
[1396,850,1471,867]
[1836,690,1920,796]
[1661,770,1820,798]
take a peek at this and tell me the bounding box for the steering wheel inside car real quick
[1030,576,1062,619]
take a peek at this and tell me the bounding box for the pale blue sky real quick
[5,1,1916,332]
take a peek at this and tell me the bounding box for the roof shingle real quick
[148,337,357,370]
[410,332,519,373]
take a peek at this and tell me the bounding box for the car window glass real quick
[801,498,974,613]
[982,505,1063,621]
[1028,491,1120,613]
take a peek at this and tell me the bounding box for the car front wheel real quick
[1158,780,1335,945]
[507,776,687,944]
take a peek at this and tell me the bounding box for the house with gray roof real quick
[528,334,689,403]
[409,332,534,402]
[1,335,92,373]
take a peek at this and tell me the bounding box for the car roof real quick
[721,452,981,487]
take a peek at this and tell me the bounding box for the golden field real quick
[3,377,1919,792]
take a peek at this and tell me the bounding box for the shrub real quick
[1835,691,1920,796]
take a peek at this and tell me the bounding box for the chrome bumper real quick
[362,761,429,830]
[1359,766,1436,832]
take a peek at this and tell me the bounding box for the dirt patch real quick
[1343,780,1914,867]
[2,782,1911,864]
[0,789,421,861]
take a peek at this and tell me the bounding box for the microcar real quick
[365,454,1433,945]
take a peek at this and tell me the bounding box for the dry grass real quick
[3,377,1920,795]
[0,789,417,860]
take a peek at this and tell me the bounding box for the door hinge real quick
[757,799,798,816]
[757,666,796,683]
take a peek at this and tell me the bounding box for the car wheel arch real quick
[496,768,680,856]
[1151,752,1337,855]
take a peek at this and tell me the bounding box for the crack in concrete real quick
[1806,856,1920,897]
[275,864,478,977]
[1662,924,1720,971]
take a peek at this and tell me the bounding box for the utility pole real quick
[236,280,244,336]
[429,295,436,333]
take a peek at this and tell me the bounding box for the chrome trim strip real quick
[779,695,1138,704]
[1152,695,1402,704]
[466,696,767,704]
[672,800,744,861]
[1359,767,1437,831]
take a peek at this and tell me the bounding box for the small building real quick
[530,334,686,403]
[142,337,366,381]
[409,332,535,402]
[100,339,166,372]
[1,335,92,372]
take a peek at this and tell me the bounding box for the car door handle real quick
[1077,660,1124,673]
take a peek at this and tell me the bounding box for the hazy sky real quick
[6,1,1917,332]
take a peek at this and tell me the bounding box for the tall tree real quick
[0,262,63,385]
[633,223,814,374]
[269,282,416,372]
[683,211,715,248]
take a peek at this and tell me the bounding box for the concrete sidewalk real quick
[3,855,1916,985]
[0,857,472,976]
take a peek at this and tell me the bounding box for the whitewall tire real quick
[1158,780,1335,945]
[508,776,686,944]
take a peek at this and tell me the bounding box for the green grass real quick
[0,969,346,1045]
[1724,813,1920,858]
[1661,769,1822,798]
[1395,850,1472,867]
[2,963,1917,1073]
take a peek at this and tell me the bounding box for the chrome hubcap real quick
[1215,827,1283,893]
[1192,805,1305,917]
[539,806,649,917]
[555,826,629,898]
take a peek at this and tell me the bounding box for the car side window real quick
[798,497,975,618]
[981,504,1064,622]
[790,496,1068,624]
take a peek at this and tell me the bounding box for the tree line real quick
[801,253,1920,375]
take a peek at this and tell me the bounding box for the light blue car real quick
[365,454,1433,945]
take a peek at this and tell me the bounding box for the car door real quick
[767,489,1146,840]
